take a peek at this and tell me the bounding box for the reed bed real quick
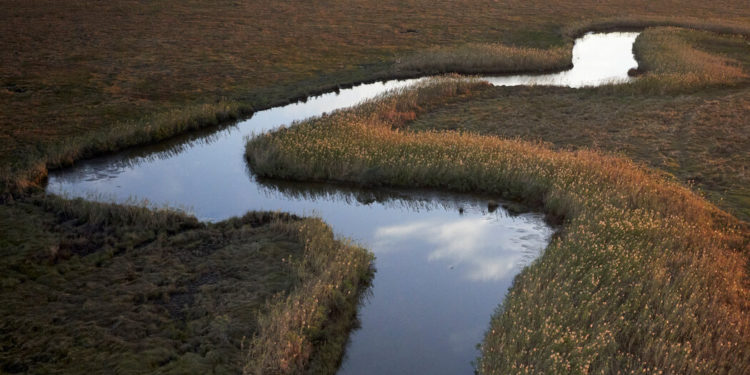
[4,0,750,202]
[407,28,750,221]
[630,27,748,93]
[244,219,374,375]
[563,16,750,39]
[246,78,749,374]
[4,18,749,200]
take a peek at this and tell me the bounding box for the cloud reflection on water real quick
[45,31,635,375]
[373,215,549,281]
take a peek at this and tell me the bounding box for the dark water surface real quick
[47,32,638,374]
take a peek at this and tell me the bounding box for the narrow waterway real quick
[46,32,638,374]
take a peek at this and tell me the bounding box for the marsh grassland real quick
[0,197,372,374]
[247,74,750,373]
[3,0,750,192]
[410,28,750,221]
[3,0,750,373]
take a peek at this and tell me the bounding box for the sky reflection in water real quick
[47,32,637,374]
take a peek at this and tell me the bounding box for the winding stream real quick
[46,32,638,374]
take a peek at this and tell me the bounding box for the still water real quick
[47,32,638,374]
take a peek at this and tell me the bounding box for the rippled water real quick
[47,32,638,374]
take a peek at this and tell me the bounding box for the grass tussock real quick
[630,28,748,93]
[395,44,572,76]
[246,78,750,374]
[244,219,374,375]
[0,196,373,374]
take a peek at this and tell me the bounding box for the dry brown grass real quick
[3,0,750,195]
[631,28,749,93]
[244,220,373,375]
[409,28,750,221]
[563,15,750,38]
[246,78,750,374]
[395,44,572,76]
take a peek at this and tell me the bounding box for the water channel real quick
[46,32,639,374]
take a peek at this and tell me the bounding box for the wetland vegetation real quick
[410,28,750,221]
[246,75,749,373]
[2,0,750,373]
[1,197,372,374]
[3,0,750,193]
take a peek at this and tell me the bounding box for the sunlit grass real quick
[403,28,750,221]
[629,27,748,93]
[246,78,749,374]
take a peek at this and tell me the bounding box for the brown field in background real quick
[2,0,750,184]
[3,1,750,373]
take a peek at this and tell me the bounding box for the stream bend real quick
[46,32,639,375]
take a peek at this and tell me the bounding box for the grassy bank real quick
[244,219,374,374]
[409,28,750,221]
[3,0,750,196]
[630,28,748,93]
[0,196,373,374]
[246,78,749,373]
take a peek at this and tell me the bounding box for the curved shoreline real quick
[5,22,747,199]
[8,23,749,374]
[43,32,639,373]
[245,77,749,373]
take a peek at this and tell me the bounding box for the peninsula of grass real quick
[245,77,750,373]
[0,196,373,374]
[409,28,750,221]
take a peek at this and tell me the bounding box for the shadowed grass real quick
[0,196,373,374]
[0,100,252,197]
[244,219,374,375]
[246,78,749,374]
